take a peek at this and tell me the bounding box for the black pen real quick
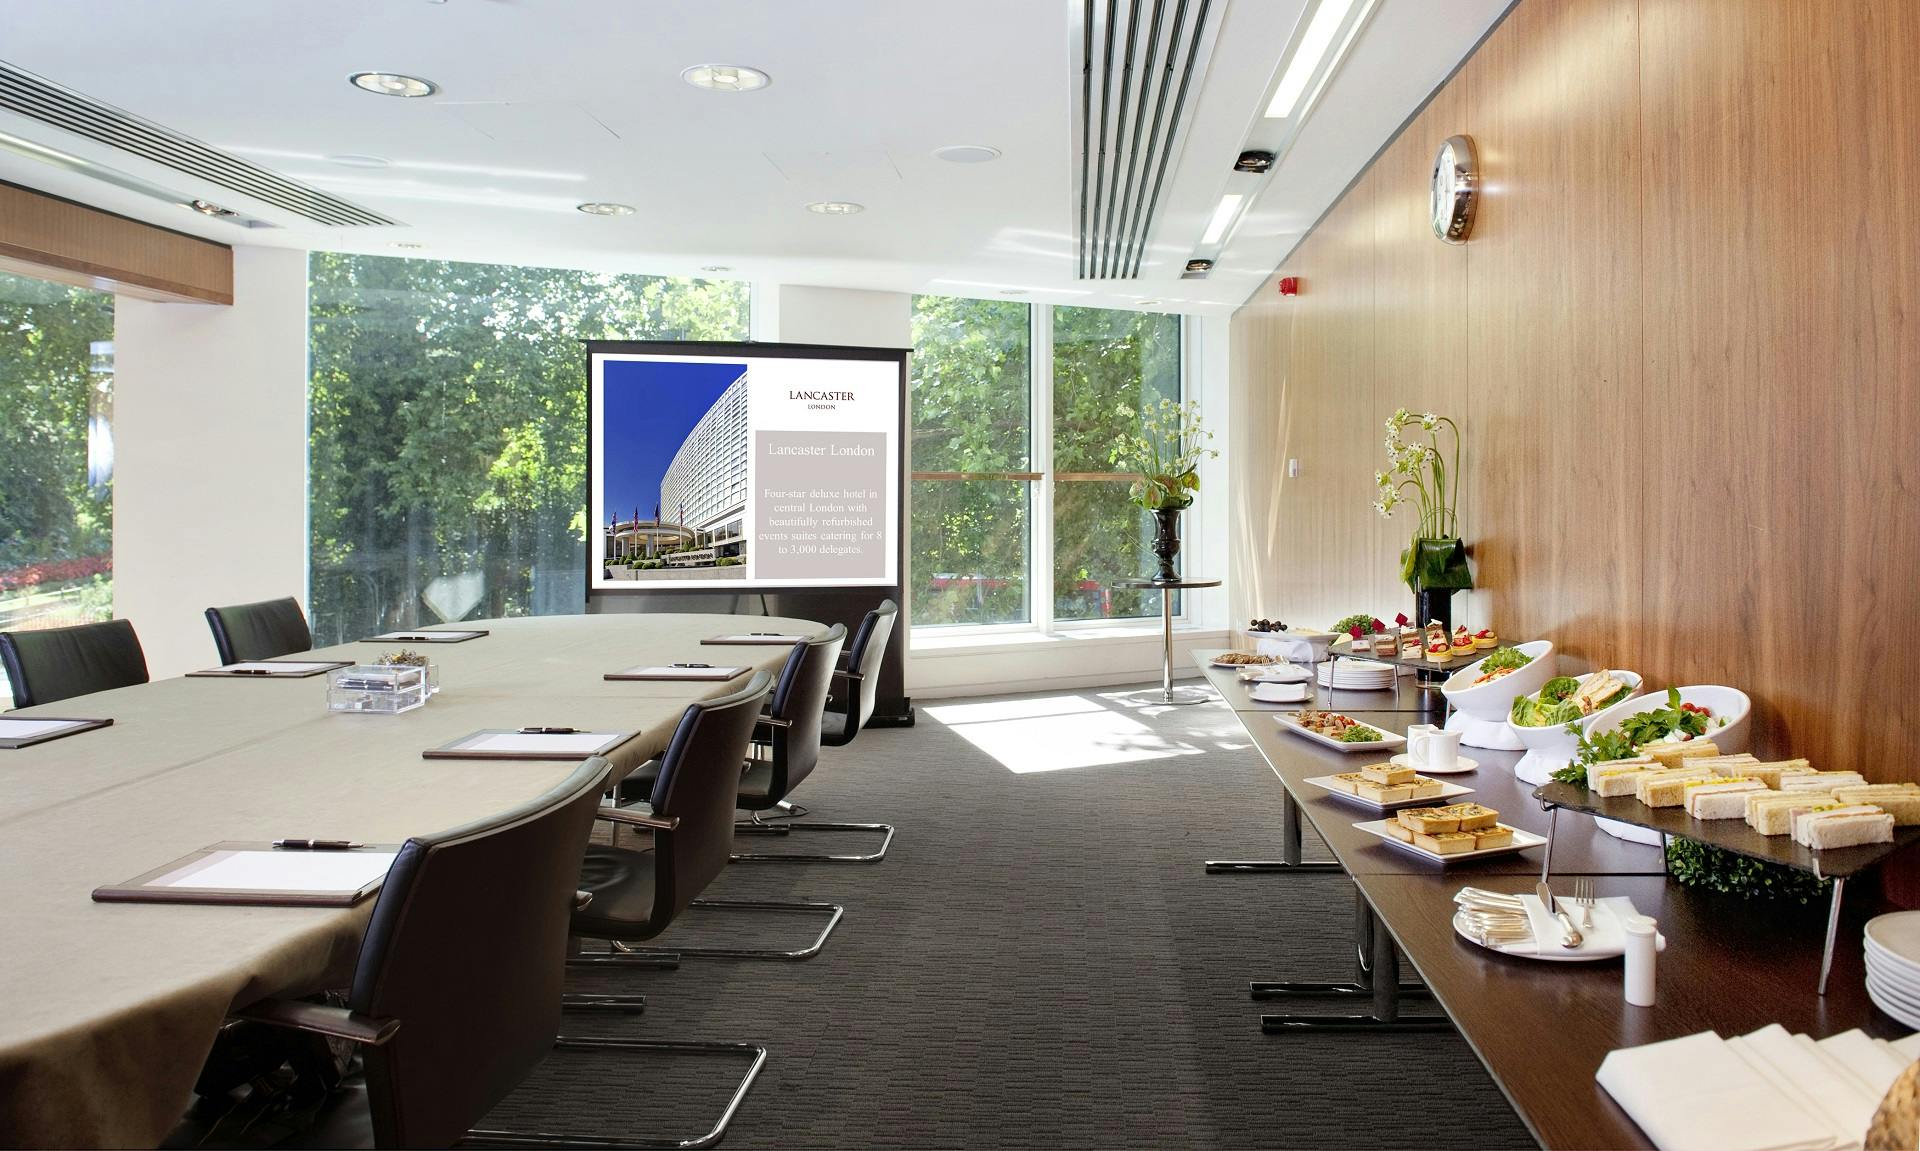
[671,662,712,669]
[748,631,782,636]
[273,839,364,850]
[229,668,274,676]
[518,726,578,735]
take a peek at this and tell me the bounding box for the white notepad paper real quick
[219,661,341,675]
[0,717,92,740]
[461,732,624,755]
[156,849,398,894]
[369,630,483,642]
[707,634,808,643]
[613,665,746,679]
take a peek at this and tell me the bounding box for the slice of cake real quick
[1833,785,1920,825]
[1795,804,1895,850]
[1471,824,1515,850]
[1398,807,1460,834]
[1746,791,1832,836]
[1360,762,1417,785]
[1415,830,1477,855]
[1684,777,1768,819]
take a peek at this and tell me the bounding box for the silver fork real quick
[1574,877,1596,931]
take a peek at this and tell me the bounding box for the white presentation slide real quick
[589,348,901,590]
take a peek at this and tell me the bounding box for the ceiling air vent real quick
[1072,0,1222,279]
[0,59,398,227]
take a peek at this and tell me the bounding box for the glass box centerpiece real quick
[327,662,429,714]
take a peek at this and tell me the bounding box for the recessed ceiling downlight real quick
[681,64,770,92]
[806,200,864,215]
[348,72,439,98]
[577,202,635,216]
[933,144,1001,164]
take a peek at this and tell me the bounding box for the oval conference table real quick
[0,612,825,1148]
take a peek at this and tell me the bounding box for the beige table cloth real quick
[0,612,821,1147]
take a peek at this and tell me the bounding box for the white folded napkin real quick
[1596,1031,1840,1151]
[1817,1030,1911,1097]
[1240,663,1312,684]
[1888,1032,1920,1060]
[1491,894,1664,958]
[1253,634,1317,663]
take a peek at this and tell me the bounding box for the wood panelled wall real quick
[1229,0,1920,780]
[0,181,232,304]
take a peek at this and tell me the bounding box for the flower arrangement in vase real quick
[1109,397,1218,581]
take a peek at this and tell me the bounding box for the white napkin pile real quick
[1252,634,1318,663]
[1597,1027,1920,1150]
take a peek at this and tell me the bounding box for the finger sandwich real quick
[1832,785,1920,825]
[1746,791,1834,835]
[1779,771,1868,792]
[1637,767,1717,807]
[1794,803,1895,850]
[1588,756,1658,796]
[1648,741,1720,769]
[1684,776,1768,819]
[1720,758,1813,789]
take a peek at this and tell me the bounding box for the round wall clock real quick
[1430,134,1478,244]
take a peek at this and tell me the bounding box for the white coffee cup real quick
[1409,726,1463,771]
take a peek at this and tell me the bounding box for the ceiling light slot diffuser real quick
[1071,0,1225,280]
[0,59,398,226]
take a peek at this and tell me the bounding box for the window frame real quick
[908,300,1191,640]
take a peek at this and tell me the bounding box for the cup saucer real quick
[1390,752,1479,775]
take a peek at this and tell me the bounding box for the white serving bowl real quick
[1505,670,1644,785]
[1586,684,1753,845]
[1441,640,1556,722]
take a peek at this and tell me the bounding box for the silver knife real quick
[1536,879,1584,948]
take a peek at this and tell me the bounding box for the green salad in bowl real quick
[1509,670,1636,728]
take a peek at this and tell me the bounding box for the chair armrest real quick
[754,714,794,729]
[234,998,400,1046]
[831,668,864,684]
[598,804,680,832]
[575,890,594,910]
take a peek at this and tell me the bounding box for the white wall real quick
[759,283,911,349]
[113,246,309,678]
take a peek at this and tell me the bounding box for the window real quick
[908,296,1184,631]
[908,296,1033,626]
[307,254,748,645]
[0,271,115,704]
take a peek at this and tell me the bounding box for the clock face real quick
[1430,134,1478,244]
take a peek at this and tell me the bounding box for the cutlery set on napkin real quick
[1597,1027,1920,1150]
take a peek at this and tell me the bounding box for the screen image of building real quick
[602,367,748,579]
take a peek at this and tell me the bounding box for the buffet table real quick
[0,613,822,1147]
[1218,695,1905,1149]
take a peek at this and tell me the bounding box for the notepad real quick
[93,841,399,907]
[158,849,397,893]
[702,633,809,645]
[364,630,488,643]
[422,729,632,760]
[189,660,351,678]
[0,715,112,749]
[604,665,749,682]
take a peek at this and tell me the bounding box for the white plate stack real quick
[1864,911,1920,1027]
[1316,659,1396,692]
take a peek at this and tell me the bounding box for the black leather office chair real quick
[820,598,897,747]
[0,618,149,709]
[205,596,313,664]
[232,757,768,1149]
[575,670,843,964]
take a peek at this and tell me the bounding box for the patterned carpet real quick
[475,685,1537,1150]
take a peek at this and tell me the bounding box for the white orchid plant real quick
[1375,409,1471,589]
[1109,397,1219,511]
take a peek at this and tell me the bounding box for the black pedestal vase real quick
[1151,506,1183,582]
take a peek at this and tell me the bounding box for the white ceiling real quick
[0,0,1508,315]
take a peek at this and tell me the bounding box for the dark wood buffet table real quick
[1214,673,1910,1150]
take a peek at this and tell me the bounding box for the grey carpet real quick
[481,684,1538,1150]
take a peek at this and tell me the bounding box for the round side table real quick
[1111,576,1222,705]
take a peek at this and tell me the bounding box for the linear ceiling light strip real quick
[1106,0,1168,281]
[1120,0,1210,276]
[0,62,394,226]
